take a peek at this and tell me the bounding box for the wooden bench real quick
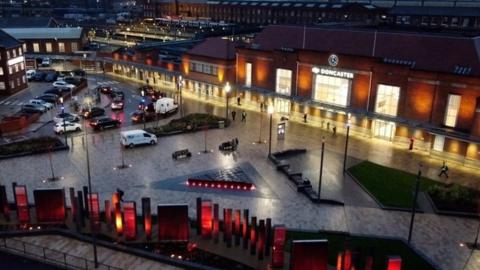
[172,149,192,160]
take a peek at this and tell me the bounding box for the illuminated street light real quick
[268,105,274,156]
[225,82,231,121]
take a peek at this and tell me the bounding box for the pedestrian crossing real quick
[96,80,120,86]
[0,100,26,106]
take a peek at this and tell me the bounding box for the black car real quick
[139,85,154,96]
[44,72,58,82]
[64,77,82,86]
[81,107,105,119]
[97,85,112,95]
[33,72,46,81]
[44,88,62,96]
[71,69,86,77]
[131,110,156,123]
[110,90,125,100]
[90,117,121,130]
[35,94,58,104]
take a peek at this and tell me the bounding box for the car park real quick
[53,81,76,91]
[120,130,157,148]
[22,104,46,113]
[35,94,58,104]
[111,97,124,110]
[90,117,121,130]
[29,99,53,110]
[53,112,79,123]
[63,76,82,86]
[71,69,86,77]
[81,107,105,119]
[53,121,82,134]
[138,85,154,96]
[96,85,112,95]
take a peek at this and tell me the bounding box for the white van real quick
[26,70,36,81]
[121,130,157,148]
[155,97,178,114]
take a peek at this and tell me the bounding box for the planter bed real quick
[0,136,67,159]
[146,113,229,137]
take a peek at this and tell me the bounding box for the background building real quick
[0,30,27,95]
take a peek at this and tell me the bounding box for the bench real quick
[219,140,237,151]
[276,161,290,170]
[172,149,192,160]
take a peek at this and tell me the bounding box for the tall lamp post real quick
[177,75,184,117]
[59,97,67,147]
[318,136,325,200]
[83,97,98,267]
[267,105,274,157]
[408,165,422,244]
[141,90,146,129]
[342,120,351,174]
[225,82,231,121]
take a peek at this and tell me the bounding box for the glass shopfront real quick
[312,74,351,107]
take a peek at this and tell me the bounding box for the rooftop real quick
[2,27,84,40]
[0,17,58,28]
[251,25,480,76]
[0,29,22,49]
[186,37,238,60]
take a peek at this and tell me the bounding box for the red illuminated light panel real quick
[386,256,402,270]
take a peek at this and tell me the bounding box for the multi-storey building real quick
[0,30,27,95]
[233,25,480,165]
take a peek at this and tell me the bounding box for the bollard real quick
[70,137,74,149]
[82,137,85,149]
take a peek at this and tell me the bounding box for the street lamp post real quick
[407,165,422,244]
[225,82,231,121]
[59,97,67,147]
[141,90,146,129]
[318,136,325,200]
[83,98,98,267]
[342,121,350,174]
[268,105,274,157]
[177,75,184,117]
[256,110,264,144]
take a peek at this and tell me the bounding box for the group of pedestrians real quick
[230,110,247,122]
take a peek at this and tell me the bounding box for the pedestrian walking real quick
[237,96,241,106]
[241,111,246,122]
[438,161,449,178]
[332,125,337,137]
[260,102,264,112]
[409,136,415,151]
[235,137,239,148]
[327,122,330,131]
[231,110,236,121]
[303,113,307,123]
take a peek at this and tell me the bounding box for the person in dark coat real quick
[231,110,236,121]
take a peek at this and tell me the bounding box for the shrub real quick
[0,136,62,156]
[146,113,227,136]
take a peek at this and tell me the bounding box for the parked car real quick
[41,58,51,67]
[29,99,53,110]
[53,81,75,91]
[44,72,58,82]
[22,104,46,113]
[96,85,112,95]
[81,107,105,119]
[121,130,157,148]
[44,88,62,97]
[90,117,121,130]
[111,97,124,110]
[63,76,82,86]
[53,112,79,123]
[26,70,36,81]
[33,72,47,81]
[35,94,58,104]
[131,110,156,123]
[53,121,82,134]
[71,69,86,77]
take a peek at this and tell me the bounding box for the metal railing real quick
[0,237,122,270]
